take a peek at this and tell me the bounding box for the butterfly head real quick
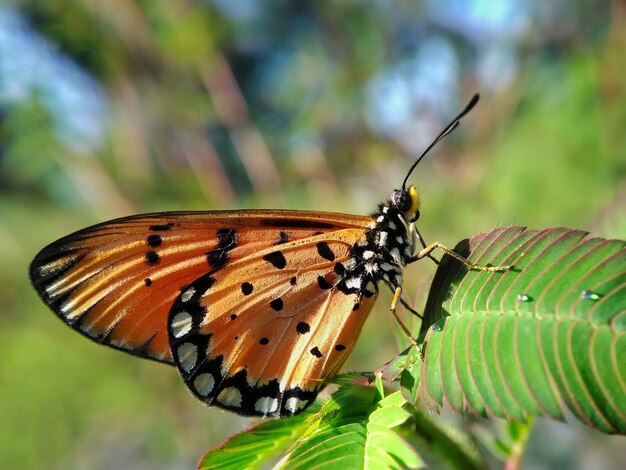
[391,185,420,223]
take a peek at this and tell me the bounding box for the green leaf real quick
[376,389,409,410]
[279,385,423,469]
[198,404,319,469]
[418,226,626,434]
[365,423,422,469]
[370,392,411,428]
[399,345,421,404]
[473,417,535,463]
[325,372,373,387]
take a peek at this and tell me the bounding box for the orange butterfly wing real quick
[168,229,379,416]
[29,210,374,364]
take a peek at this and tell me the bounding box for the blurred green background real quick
[1,1,624,468]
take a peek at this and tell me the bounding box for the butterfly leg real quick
[390,286,402,311]
[389,285,422,317]
[413,226,440,265]
[398,297,422,318]
[410,241,511,272]
[389,286,419,346]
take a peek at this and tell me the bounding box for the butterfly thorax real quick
[337,187,419,297]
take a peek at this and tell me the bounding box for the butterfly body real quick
[30,190,420,417]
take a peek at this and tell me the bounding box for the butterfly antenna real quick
[402,93,480,190]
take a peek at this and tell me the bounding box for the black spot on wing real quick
[310,346,323,358]
[194,274,217,295]
[206,229,237,271]
[275,231,289,245]
[241,282,253,295]
[217,228,237,248]
[145,251,160,265]
[146,234,162,247]
[206,249,228,270]
[259,337,270,345]
[317,275,333,290]
[296,322,310,334]
[144,277,152,286]
[270,298,283,311]
[149,222,174,231]
[334,262,346,275]
[263,251,287,269]
[335,344,346,351]
[316,242,335,261]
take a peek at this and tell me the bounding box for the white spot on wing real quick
[217,387,242,407]
[181,287,196,302]
[193,373,215,396]
[343,258,358,270]
[171,310,193,338]
[345,276,362,289]
[376,215,384,223]
[285,397,309,414]
[363,250,375,260]
[377,231,388,247]
[177,342,198,372]
[255,396,279,415]
[388,221,397,230]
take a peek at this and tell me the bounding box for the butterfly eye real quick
[391,189,412,212]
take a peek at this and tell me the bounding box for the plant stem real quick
[504,416,535,470]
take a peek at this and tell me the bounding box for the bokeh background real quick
[1,1,624,468]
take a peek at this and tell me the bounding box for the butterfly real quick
[30,94,495,418]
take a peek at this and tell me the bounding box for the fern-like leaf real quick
[414,226,625,434]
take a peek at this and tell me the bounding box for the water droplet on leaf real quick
[580,290,600,300]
